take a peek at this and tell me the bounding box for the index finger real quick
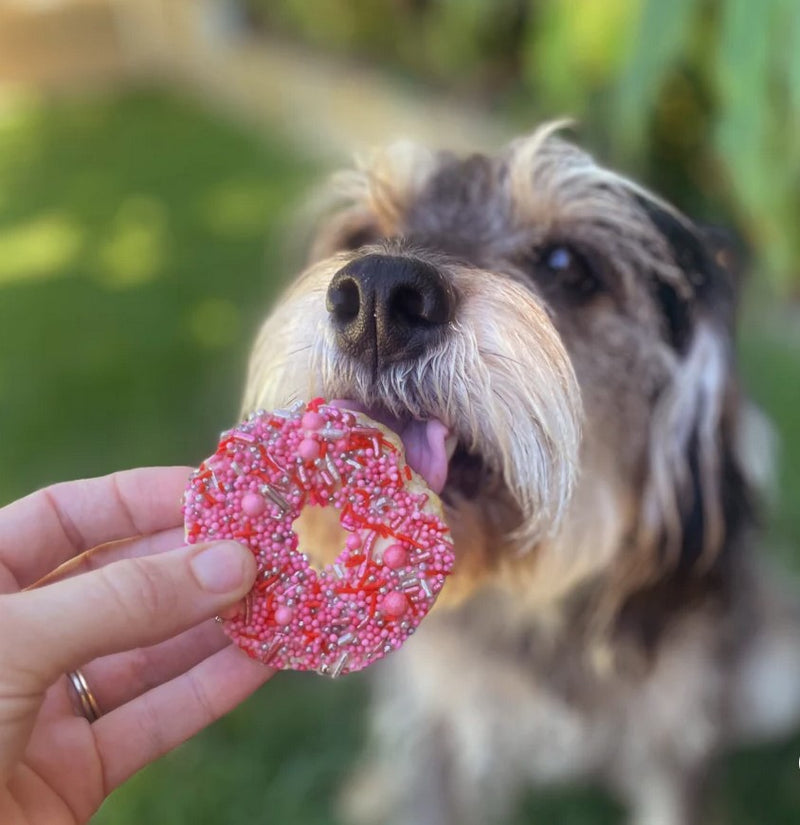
[0,466,193,589]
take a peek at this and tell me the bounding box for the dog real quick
[241,124,800,825]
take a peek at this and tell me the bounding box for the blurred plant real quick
[614,0,800,293]
[246,0,800,293]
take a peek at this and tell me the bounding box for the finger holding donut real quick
[0,402,455,823]
[0,468,272,825]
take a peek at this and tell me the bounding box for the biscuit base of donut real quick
[183,398,455,678]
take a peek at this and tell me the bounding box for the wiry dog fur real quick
[243,124,800,825]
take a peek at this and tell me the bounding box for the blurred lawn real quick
[0,89,797,825]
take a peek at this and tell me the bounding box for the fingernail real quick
[190,542,250,593]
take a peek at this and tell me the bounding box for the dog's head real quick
[243,124,752,615]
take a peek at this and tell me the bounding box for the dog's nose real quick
[326,253,454,364]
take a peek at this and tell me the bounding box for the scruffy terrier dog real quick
[242,124,800,825]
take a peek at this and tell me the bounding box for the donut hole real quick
[292,503,350,571]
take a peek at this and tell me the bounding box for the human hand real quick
[0,467,273,825]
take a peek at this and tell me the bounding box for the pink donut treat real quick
[183,398,455,677]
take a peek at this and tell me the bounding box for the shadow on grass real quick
[0,88,797,825]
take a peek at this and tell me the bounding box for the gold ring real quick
[66,669,101,722]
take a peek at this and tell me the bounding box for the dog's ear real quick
[634,202,754,580]
[607,206,756,652]
[636,198,745,351]
[637,323,752,574]
[699,223,749,295]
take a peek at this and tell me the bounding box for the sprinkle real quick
[331,651,350,678]
[352,426,378,436]
[260,638,284,664]
[274,605,294,626]
[241,492,266,517]
[261,485,290,512]
[298,438,320,462]
[383,544,408,569]
[325,454,341,482]
[301,411,325,430]
[296,463,309,487]
[363,531,378,559]
[381,591,409,618]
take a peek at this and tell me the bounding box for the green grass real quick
[0,88,797,825]
[0,88,317,497]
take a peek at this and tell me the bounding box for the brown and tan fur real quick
[242,124,800,825]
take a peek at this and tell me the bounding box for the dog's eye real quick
[533,243,603,300]
[340,225,380,251]
[545,246,573,272]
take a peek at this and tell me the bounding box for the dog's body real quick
[243,125,800,825]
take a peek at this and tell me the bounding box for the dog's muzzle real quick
[326,253,456,366]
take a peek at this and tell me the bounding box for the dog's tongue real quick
[331,400,449,494]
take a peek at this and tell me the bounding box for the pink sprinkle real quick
[383,544,408,569]
[298,438,320,462]
[381,591,409,618]
[274,606,294,626]
[346,532,362,550]
[241,492,266,517]
[301,411,324,430]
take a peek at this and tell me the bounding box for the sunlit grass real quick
[0,89,318,500]
[0,211,83,284]
[198,178,288,238]
[94,195,169,289]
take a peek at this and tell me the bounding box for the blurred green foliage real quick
[248,0,800,292]
[0,90,316,500]
[0,87,797,825]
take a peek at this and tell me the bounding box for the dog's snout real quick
[326,253,454,364]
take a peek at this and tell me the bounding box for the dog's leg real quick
[341,656,512,825]
[622,766,710,825]
[342,710,499,825]
[341,721,449,825]
[728,561,800,744]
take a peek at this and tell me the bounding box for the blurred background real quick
[0,0,798,822]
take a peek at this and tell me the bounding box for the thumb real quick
[0,541,256,688]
